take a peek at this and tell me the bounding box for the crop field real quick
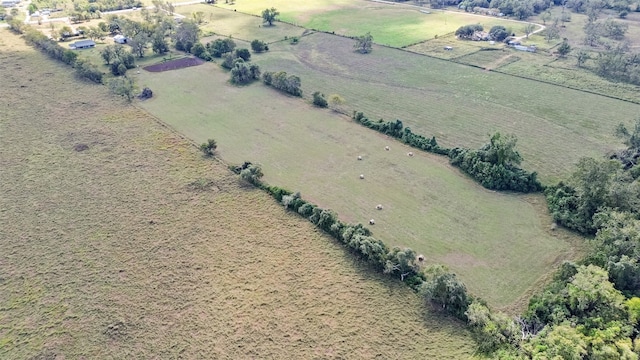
[0,32,477,358]
[137,58,583,310]
[249,31,640,183]
[214,0,522,47]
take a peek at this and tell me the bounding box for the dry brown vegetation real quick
[0,32,476,358]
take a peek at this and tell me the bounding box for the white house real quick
[113,35,128,44]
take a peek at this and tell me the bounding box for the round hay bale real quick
[408,152,414,157]
[357,155,362,160]
[385,146,390,151]
[369,219,375,225]
[417,254,425,262]
[376,204,383,210]
[360,174,364,179]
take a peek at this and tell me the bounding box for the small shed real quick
[69,40,96,50]
[114,35,128,44]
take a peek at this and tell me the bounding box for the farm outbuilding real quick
[69,40,96,50]
[113,35,128,44]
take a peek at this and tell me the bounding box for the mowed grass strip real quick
[0,32,476,359]
[137,60,582,309]
[251,32,640,183]
[215,0,523,47]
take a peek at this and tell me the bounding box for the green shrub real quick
[312,91,328,107]
[199,139,217,156]
[250,39,268,53]
[234,48,251,61]
[262,71,302,96]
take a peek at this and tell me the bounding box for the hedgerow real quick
[229,162,472,321]
[10,22,103,84]
[352,111,542,193]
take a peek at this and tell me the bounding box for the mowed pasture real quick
[177,4,307,43]
[251,31,640,183]
[214,0,522,47]
[0,33,477,359]
[137,60,582,310]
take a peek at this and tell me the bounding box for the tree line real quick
[461,119,640,358]
[352,111,542,192]
[8,21,103,84]
[223,160,473,320]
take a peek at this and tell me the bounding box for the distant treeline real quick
[352,111,542,193]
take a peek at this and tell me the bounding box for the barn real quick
[69,40,96,50]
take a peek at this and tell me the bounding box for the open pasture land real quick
[137,60,582,309]
[214,0,522,47]
[496,50,640,103]
[406,34,498,59]
[178,4,307,43]
[0,32,477,358]
[251,32,640,182]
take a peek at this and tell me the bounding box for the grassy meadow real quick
[214,0,522,47]
[250,32,640,183]
[0,31,478,359]
[137,59,583,310]
[177,4,307,43]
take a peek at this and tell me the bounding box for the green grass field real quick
[213,0,524,47]
[0,32,477,359]
[249,32,640,183]
[136,59,583,310]
[177,4,307,43]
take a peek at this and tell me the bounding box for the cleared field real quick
[215,0,523,47]
[496,51,640,103]
[0,32,477,358]
[251,32,640,183]
[137,58,582,310]
[454,48,515,69]
[406,34,497,59]
[177,4,307,43]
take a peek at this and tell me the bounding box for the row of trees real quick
[465,119,640,357]
[226,162,472,318]
[262,71,302,96]
[9,21,103,84]
[352,112,541,192]
[435,0,635,20]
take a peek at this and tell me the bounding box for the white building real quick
[113,35,128,44]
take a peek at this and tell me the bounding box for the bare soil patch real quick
[143,57,205,72]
